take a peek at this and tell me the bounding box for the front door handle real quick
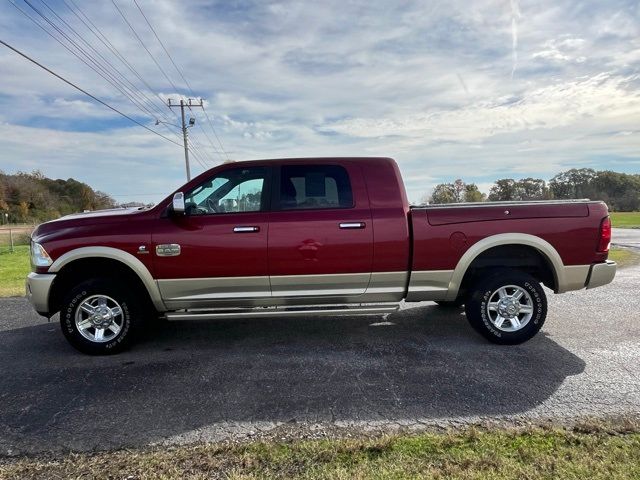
[234,226,260,233]
[339,222,366,229]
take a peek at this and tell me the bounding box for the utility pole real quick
[167,98,203,181]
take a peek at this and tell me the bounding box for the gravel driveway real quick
[612,227,640,250]
[1,263,639,455]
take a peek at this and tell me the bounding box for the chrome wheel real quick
[74,294,124,343]
[486,285,534,332]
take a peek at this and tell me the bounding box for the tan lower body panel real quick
[159,271,408,310]
[158,276,271,307]
[557,265,591,293]
[270,272,370,297]
[405,270,454,302]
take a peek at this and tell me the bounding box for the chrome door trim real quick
[339,222,366,229]
[233,226,260,233]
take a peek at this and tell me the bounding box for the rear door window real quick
[277,165,353,210]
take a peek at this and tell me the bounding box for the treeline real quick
[0,170,116,223]
[425,169,640,211]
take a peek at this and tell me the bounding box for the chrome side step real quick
[164,303,399,321]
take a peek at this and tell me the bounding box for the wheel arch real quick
[48,247,165,314]
[446,233,564,301]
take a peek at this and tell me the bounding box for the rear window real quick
[278,165,353,210]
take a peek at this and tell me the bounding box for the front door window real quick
[184,166,268,215]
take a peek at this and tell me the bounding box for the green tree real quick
[427,180,485,204]
[516,178,550,200]
[429,183,457,204]
[0,171,116,222]
[464,183,485,202]
[590,171,640,211]
[488,179,518,201]
[549,168,597,199]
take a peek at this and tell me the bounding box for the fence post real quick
[9,228,13,253]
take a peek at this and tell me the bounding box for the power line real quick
[37,0,181,129]
[11,0,173,130]
[13,1,211,170]
[110,0,180,93]
[63,0,174,120]
[57,0,211,165]
[200,104,231,161]
[14,0,206,157]
[0,38,183,146]
[7,3,212,172]
[132,0,230,161]
[188,104,223,158]
[189,146,211,171]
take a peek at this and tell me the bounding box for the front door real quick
[268,163,374,300]
[152,165,271,309]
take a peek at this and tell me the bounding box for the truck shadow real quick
[0,304,585,454]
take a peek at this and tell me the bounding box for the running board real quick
[164,304,399,321]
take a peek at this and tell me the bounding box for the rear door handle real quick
[339,222,366,229]
[233,226,260,233]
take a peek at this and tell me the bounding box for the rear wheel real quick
[465,269,547,344]
[60,278,142,354]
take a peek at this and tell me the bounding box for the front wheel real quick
[465,269,547,345]
[60,278,142,354]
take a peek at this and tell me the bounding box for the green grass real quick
[0,245,30,297]
[609,246,640,268]
[1,422,639,479]
[610,211,640,228]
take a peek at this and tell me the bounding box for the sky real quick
[0,0,639,204]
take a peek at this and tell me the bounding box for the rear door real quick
[267,162,374,299]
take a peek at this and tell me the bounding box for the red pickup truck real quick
[26,157,616,354]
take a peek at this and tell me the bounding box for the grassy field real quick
[608,247,640,268]
[1,422,639,479]
[0,245,29,297]
[610,211,640,228]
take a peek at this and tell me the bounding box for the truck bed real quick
[406,198,610,300]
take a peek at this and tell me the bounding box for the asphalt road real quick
[612,227,640,250]
[1,263,639,456]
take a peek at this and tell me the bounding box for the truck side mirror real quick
[172,192,185,215]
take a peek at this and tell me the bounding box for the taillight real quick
[597,216,611,253]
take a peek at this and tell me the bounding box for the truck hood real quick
[50,207,146,222]
[31,207,152,243]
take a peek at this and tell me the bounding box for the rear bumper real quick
[25,272,55,317]
[586,260,617,289]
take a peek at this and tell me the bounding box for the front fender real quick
[49,246,166,311]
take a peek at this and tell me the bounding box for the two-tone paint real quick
[27,157,616,318]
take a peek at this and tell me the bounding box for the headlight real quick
[30,242,53,268]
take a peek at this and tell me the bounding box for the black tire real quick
[465,269,547,345]
[435,300,464,308]
[60,278,141,355]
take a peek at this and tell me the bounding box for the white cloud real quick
[0,0,638,204]
[320,73,640,145]
[532,36,587,63]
